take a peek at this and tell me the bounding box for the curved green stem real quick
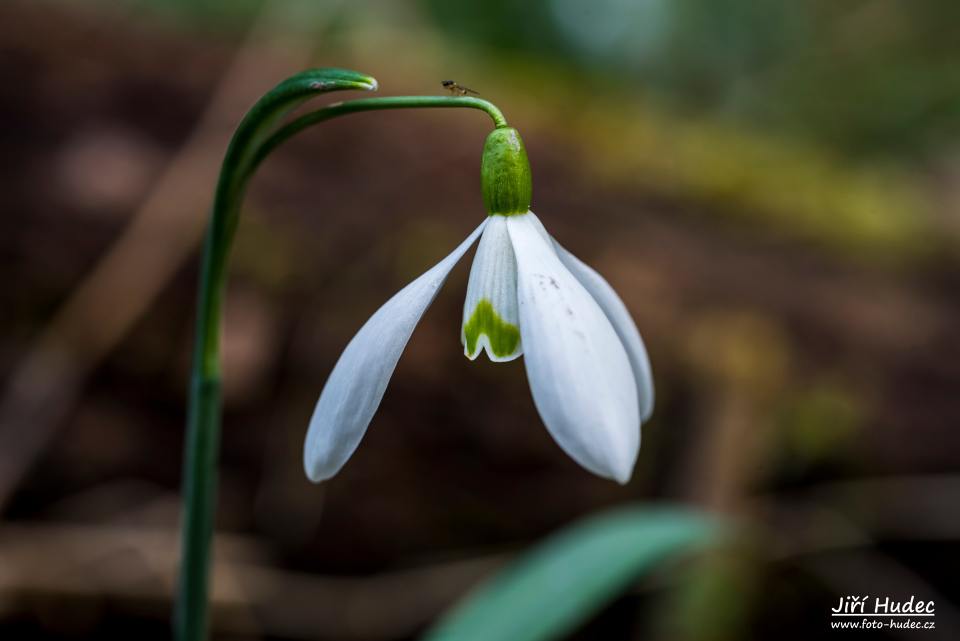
[176,69,509,641]
[176,68,377,641]
[251,95,507,170]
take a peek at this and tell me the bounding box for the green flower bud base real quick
[481,127,532,216]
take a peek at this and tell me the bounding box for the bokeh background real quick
[3,0,959,639]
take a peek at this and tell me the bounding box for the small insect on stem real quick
[442,80,480,96]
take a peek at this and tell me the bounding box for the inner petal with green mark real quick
[463,299,521,360]
[461,214,523,362]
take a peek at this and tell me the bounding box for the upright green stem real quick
[176,69,508,641]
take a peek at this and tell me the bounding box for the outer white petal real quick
[507,212,640,483]
[304,220,487,482]
[552,240,655,422]
[461,215,522,362]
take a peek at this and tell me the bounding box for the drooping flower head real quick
[304,126,654,484]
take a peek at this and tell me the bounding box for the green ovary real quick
[463,299,520,359]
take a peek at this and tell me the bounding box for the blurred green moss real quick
[112,0,960,161]
[776,382,863,468]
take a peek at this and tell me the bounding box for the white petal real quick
[304,220,487,482]
[507,212,640,483]
[462,215,522,362]
[552,240,655,422]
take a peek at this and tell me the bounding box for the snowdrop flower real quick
[304,127,654,484]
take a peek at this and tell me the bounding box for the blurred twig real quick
[4,473,957,640]
[0,521,506,640]
[671,312,790,512]
[0,0,324,511]
[765,474,960,552]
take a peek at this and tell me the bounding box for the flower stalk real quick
[176,68,509,641]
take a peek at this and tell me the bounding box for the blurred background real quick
[2,0,959,639]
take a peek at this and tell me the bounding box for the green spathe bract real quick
[463,298,521,358]
[481,127,532,216]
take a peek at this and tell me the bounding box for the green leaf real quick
[422,506,720,641]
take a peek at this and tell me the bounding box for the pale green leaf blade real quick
[423,506,719,641]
